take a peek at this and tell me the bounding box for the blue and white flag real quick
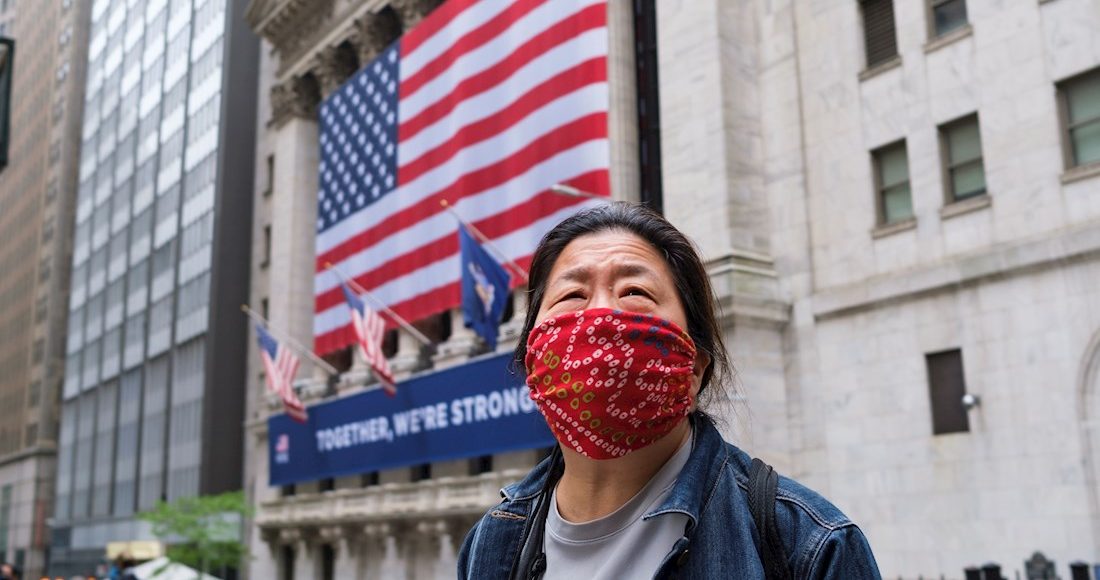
[459,225,511,350]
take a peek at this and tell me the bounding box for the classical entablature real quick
[246,0,442,127]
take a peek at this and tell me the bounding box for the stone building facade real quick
[243,0,1100,577]
[0,0,90,576]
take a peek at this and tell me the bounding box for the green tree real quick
[138,490,253,577]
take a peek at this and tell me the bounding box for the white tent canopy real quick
[128,557,222,580]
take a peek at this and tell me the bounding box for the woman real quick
[458,203,880,579]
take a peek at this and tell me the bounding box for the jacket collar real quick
[501,413,732,533]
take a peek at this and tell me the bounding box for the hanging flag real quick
[459,225,511,349]
[312,0,612,356]
[340,281,398,395]
[255,323,308,423]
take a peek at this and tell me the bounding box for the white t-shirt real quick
[543,430,693,580]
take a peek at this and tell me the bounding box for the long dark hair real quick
[516,202,733,403]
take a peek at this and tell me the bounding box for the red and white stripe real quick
[314,0,610,355]
[350,302,397,395]
[262,348,307,423]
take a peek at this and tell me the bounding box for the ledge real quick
[1061,162,1100,185]
[814,221,1100,320]
[255,470,528,528]
[940,194,991,220]
[859,56,902,82]
[871,217,917,239]
[924,25,972,54]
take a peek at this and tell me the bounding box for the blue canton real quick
[317,44,400,233]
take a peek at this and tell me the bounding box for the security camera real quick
[961,393,981,411]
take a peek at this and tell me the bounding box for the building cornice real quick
[813,222,1100,320]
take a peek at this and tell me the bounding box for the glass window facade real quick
[55,0,233,538]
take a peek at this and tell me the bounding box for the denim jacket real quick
[458,416,881,579]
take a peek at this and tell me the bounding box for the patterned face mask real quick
[525,308,698,460]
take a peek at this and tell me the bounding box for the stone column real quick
[656,0,793,469]
[317,525,360,579]
[432,307,480,369]
[268,76,322,372]
[364,522,408,580]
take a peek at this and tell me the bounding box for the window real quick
[872,141,913,225]
[261,224,271,268]
[319,544,335,580]
[260,297,269,320]
[926,349,970,435]
[469,455,493,476]
[929,0,968,38]
[264,154,274,196]
[280,544,295,580]
[1058,68,1100,169]
[319,478,335,492]
[860,0,898,69]
[940,114,986,202]
[411,463,431,482]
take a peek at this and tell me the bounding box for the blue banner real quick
[268,352,554,486]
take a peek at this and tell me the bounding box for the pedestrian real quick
[0,562,18,580]
[458,202,882,579]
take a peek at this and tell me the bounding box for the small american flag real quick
[340,282,397,395]
[255,323,308,423]
[313,0,611,355]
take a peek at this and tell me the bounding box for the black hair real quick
[515,202,733,405]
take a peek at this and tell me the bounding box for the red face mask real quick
[525,308,698,460]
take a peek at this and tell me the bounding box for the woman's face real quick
[535,229,689,334]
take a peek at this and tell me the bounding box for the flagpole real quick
[550,183,609,201]
[323,263,434,346]
[439,199,530,283]
[241,304,340,376]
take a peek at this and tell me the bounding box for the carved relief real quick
[392,0,446,31]
[349,8,403,66]
[314,45,359,97]
[247,0,336,65]
[270,75,321,128]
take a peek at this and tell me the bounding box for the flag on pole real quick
[255,323,308,423]
[312,0,612,356]
[340,281,398,395]
[459,224,511,350]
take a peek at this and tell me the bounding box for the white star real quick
[366,173,374,185]
[385,112,394,124]
[387,80,396,94]
[342,201,350,214]
[356,194,365,205]
[385,143,394,156]
[388,50,396,63]
[372,184,380,197]
[371,153,381,166]
[385,175,394,188]
[367,83,375,95]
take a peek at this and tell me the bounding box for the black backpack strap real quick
[749,458,793,580]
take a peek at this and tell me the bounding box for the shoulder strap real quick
[748,457,793,580]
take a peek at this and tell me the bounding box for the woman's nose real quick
[588,288,617,310]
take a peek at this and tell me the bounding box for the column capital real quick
[349,10,402,66]
[313,45,357,98]
[392,0,444,31]
[270,76,320,128]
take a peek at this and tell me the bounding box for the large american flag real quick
[313,0,611,355]
[255,323,308,423]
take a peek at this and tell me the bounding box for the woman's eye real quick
[623,287,652,299]
[559,291,585,302]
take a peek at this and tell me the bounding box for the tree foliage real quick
[138,491,253,574]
